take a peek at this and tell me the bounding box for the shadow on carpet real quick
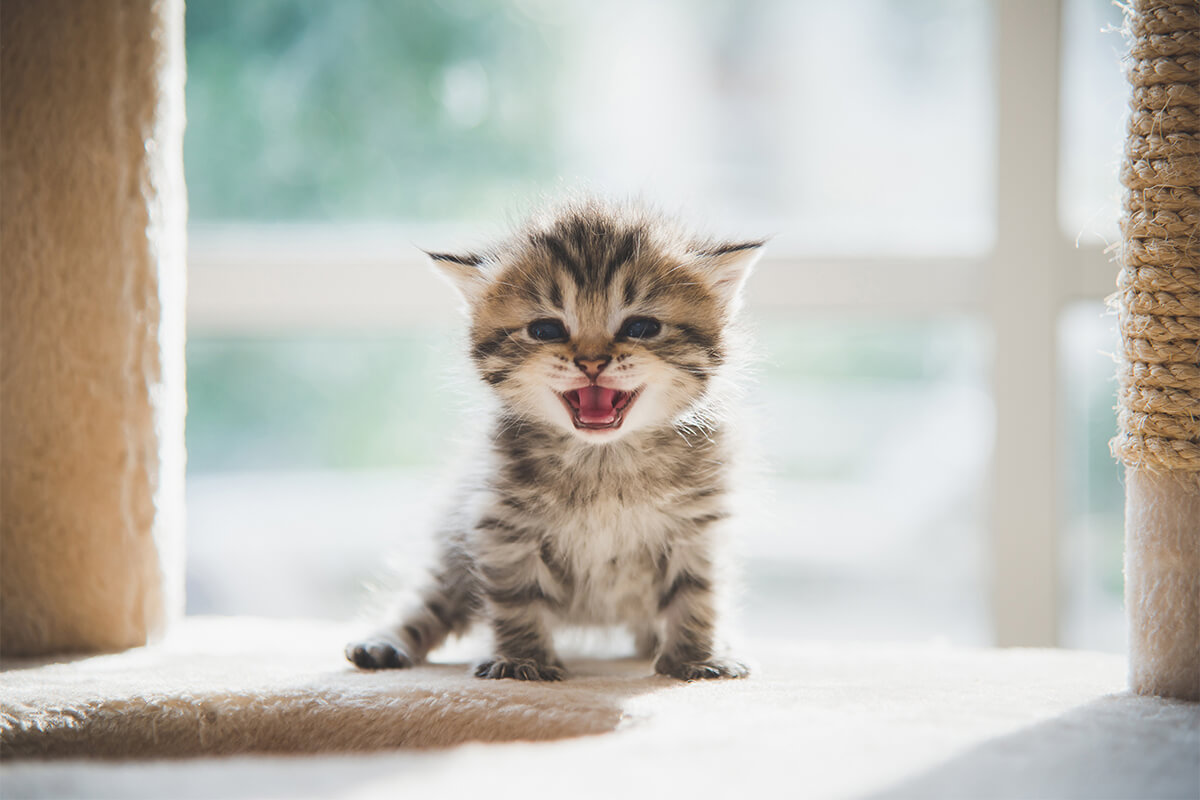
[868,693,1200,800]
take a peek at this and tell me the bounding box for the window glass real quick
[186,0,992,254]
[184,1,994,642]
[1058,303,1125,651]
[744,315,989,643]
[187,335,460,472]
[185,334,460,618]
[1059,0,1127,245]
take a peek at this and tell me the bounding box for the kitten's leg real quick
[346,545,477,670]
[631,623,661,660]
[473,534,568,681]
[474,602,564,681]
[654,550,747,680]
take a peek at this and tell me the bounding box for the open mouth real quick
[560,386,639,431]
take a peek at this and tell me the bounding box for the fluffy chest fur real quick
[552,498,671,625]
[477,423,730,626]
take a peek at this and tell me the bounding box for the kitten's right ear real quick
[426,251,489,304]
[690,240,764,310]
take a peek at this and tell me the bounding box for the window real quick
[186,0,1122,650]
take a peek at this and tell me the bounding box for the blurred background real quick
[184,0,1127,650]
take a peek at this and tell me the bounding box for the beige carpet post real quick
[0,0,186,655]
[1112,0,1200,701]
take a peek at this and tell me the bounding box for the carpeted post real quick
[1112,0,1200,701]
[0,0,187,655]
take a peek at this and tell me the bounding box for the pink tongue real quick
[576,386,619,423]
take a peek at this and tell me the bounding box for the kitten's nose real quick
[574,355,610,379]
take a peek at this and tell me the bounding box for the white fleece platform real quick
[2,617,1197,800]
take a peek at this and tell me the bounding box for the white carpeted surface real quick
[2,617,1197,799]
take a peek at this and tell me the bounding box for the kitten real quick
[346,200,760,681]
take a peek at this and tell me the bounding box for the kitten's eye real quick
[620,317,662,340]
[527,319,568,341]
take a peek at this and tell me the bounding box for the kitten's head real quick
[430,201,761,444]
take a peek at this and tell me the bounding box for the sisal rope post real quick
[1111,0,1200,701]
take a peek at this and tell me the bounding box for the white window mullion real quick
[990,0,1065,647]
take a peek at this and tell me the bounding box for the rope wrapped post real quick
[1112,0,1200,701]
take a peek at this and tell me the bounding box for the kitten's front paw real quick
[345,637,414,670]
[655,656,749,681]
[474,657,566,681]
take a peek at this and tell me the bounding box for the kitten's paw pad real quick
[474,657,566,681]
[345,638,414,670]
[655,656,749,681]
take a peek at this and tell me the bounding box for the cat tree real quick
[1111,0,1200,701]
[0,0,1193,719]
[0,0,186,655]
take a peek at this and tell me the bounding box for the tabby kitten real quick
[346,200,760,681]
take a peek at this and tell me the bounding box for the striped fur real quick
[347,201,760,681]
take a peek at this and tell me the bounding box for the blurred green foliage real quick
[185,318,983,475]
[759,315,979,383]
[186,0,560,221]
[1060,304,1125,600]
[186,335,464,471]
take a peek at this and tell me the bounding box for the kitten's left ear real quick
[426,250,489,304]
[691,241,764,307]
